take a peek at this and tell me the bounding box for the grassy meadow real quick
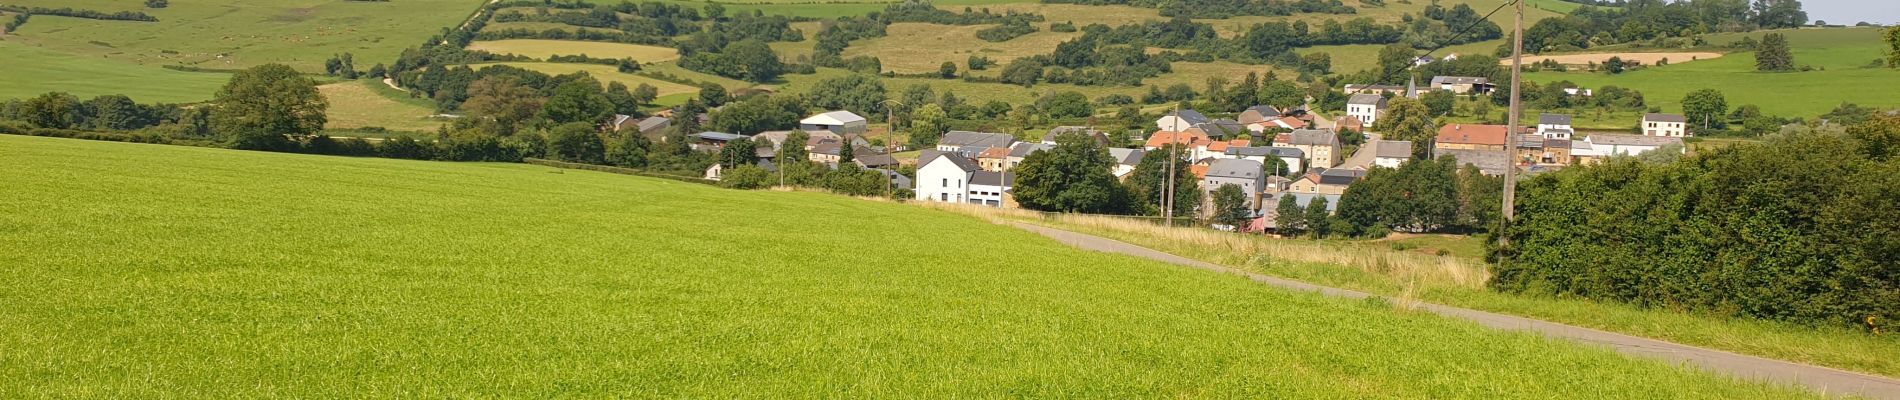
[486,62,701,98]
[938,207,1900,379]
[0,134,1831,398]
[4,0,487,72]
[467,39,681,62]
[1525,27,1900,118]
[317,80,445,132]
[0,40,228,103]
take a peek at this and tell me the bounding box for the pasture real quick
[1525,28,1900,118]
[843,22,1080,74]
[3,0,487,73]
[0,40,228,103]
[0,134,1828,398]
[467,39,681,62]
[317,80,445,133]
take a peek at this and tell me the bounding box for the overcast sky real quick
[1797,0,1900,25]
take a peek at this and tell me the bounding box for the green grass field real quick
[0,134,1827,398]
[468,39,681,62]
[317,80,445,132]
[1002,211,1900,379]
[5,0,486,73]
[1525,28,1900,118]
[0,40,228,103]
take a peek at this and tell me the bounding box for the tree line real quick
[1039,0,1355,19]
[1492,115,1900,330]
[1516,0,1806,55]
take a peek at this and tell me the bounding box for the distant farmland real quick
[0,135,1823,398]
[1525,28,1900,118]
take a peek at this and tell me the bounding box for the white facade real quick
[1643,114,1689,137]
[1347,103,1380,128]
[1585,134,1685,157]
[914,155,973,203]
[1374,155,1407,169]
[969,181,1007,207]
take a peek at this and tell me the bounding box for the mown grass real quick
[484,62,701,97]
[0,40,228,103]
[845,22,1081,74]
[317,80,446,132]
[1525,27,1900,118]
[5,0,486,73]
[933,205,1900,379]
[468,39,681,62]
[0,134,1831,398]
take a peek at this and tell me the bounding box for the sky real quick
[1799,0,1900,26]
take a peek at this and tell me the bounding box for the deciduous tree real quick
[1013,132,1130,213]
[212,64,326,150]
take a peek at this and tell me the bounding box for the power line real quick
[1345,0,1522,98]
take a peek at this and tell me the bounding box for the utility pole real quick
[1500,0,1525,247]
[1155,104,1170,226]
[880,99,903,199]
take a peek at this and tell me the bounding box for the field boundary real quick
[523,157,715,185]
[1008,221,1900,400]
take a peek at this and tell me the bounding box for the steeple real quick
[1405,75,1419,99]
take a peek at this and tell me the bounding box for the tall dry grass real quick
[921,202,1491,295]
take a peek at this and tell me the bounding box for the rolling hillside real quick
[0,135,1821,398]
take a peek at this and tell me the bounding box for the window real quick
[941,193,948,201]
[942,178,948,187]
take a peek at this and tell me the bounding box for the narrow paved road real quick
[1011,222,1900,400]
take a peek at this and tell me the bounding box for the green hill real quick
[0,135,1819,398]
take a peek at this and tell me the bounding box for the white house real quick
[1202,158,1267,209]
[916,153,979,203]
[1346,94,1386,129]
[1374,140,1413,169]
[1155,109,1211,132]
[1584,133,1685,156]
[1643,113,1689,137]
[799,111,868,135]
[1109,148,1145,178]
[1536,113,1574,139]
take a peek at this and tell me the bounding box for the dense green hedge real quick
[1492,117,1900,330]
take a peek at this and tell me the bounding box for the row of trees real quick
[1492,116,1900,330]
[1039,0,1355,19]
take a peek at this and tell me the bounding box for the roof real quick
[1644,113,1688,123]
[1205,159,1263,180]
[1543,138,1572,149]
[977,146,1011,159]
[1375,140,1413,158]
[1588,133,1685,147]
[1516,134,1547,149]
[1226,146,1303,159]
[1145,130,1209,149]
[636,116,670,132]
[1197,119,1247,137]
[1348,93,1387,106]
[1190,165,1209,179]
[1288,129,1335,146]
[1430,76,1489,85]
[971,171,1014,187]
[1344,84,1404,92]
[856,152,898,167]
[1317,168,1364,185]
[941,131,1016,149]
[1043,126,1107,143]
[1436,124,1512,146]
[800,110,866,126]
[810,141,844,156]
[1010,142,1053,158]
[1538,113,1573,126]
[1108,148,1145,165]
[923,152,980,172]
[1158,110,1210,130]
[695,132,745,141]
[1243,105,1282,118]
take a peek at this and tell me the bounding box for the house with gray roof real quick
[799,111,868,135]
[1042,126,1109,145]
[1109,148,1145,178]
[916,152,981,204]
[1156,109,1211,131]
[1347,94,1387,128]
[937,131,1016,152]
[1374,140,1413,169]
[1643,113,1689,137]
[1429,76,1493,94]
[1537,113,1574,139]
[1202,158,1267,210]
[1226,146,1304,176]
[1238,105,1283,125]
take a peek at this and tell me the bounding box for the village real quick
[680,75,1688,233]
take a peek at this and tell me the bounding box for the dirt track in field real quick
[1506,52,1725,65]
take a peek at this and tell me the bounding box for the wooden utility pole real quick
[1164,106,1181,227]
[1500,0,1525,244]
